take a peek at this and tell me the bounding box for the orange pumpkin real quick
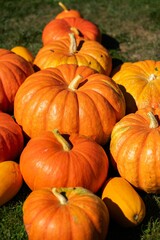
[0,161,23,206]
[102,177,146,227]
[20,129,109,192]
[42,17,101,45]
[14,64,125,145]
[23,187,110,240]
[34,33,112,75]
[55,2,81,19]
[0,49,34,113]
[112,60,160,114]
[110,107,160,193]
[0,112,24,163]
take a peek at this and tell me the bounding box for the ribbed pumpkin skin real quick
[0,112,24,163]
[42,17,101,45]
[110,107,160,193]
[112,60,160,114]
[33,37,112,76]
[0,49,34,113]
[20,131,109,192]
[0,161,23,206]
[23,187,110,240]
[102,177,146,227]
[14,64,126,145]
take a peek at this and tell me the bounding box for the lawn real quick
[0,0,160,239]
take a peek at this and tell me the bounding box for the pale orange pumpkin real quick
[112,60,160,114]
[110,106,160,193]
[23,187,110,240]
[14,64,126,145]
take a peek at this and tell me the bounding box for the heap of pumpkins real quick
[1,2,160,239]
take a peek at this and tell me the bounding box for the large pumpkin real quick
[34,33,112,76]
[112,60,160,114]
[0,112,24,163]
[14,64,126,145]
[0,161,23,206]
[102,177,146,227]
[23,187,110,240]
[20,129,109,192]
[110,106,160,193]
[42,17,101,45]
[0,48,34,114]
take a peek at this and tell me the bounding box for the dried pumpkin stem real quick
[52,188,67,205]
[53,129,71,151]
[69,33,77,54]
[70,27,80,36]
[147,111,159,128]
[58,2,68,11]
[68,74,83,90]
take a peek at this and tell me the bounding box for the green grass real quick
[1,0,160,239]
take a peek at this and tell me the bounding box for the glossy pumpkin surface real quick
[42,17,101,45]
[112,60,160,114]
[14,64,125,145]
[0,48,34,113]
[0,112,24,163]
[0,161,23,206]
[34,34,112,75]
[110,107,160,193]
[102,177,146,227]
[23,187,110,240]
[11,46,34,63]
[20,129,109,192]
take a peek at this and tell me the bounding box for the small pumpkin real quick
[55,2,81,19]
[0,161,23,206]
[34,33,112,75]
[11,46,34,64]
[20,129,109,192]
[0,112,24,163]
[23,187,110,240]
[0,48,34,114]
[102,177,146,227]
[112,60,160,114]
[110,107,160,193]
[14,64,125,145]
[42,17,101,45]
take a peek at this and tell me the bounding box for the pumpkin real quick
[42,17,101,45]
[34,33,112,75]
[110,107,160,193]
[0,112,24,163]
[55,2,81,19]
[20,129,109,192]
[112,60,160,114]
[23,187,110,240]
[0,48,34,114]
[102,177,146,227]
[11,46,34,63]
[14,64,125,145]
[0,161,23,206]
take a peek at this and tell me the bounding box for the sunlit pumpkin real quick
[14,64,125,145]
[110,106,160,193]
[112,60,160,114]
[55,2,81,19]
[102,177,146,227]
[34,33,112,75]
[11,46,34,64]
[23,187,110,240]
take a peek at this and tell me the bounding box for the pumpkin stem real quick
[70,27,80,36]
[68,74,83,90]
[147,111,159,128]
[52,188,68,205]
[58,2,68,11]
[148,74,156,81]
[69,33,77,54]
[53,129,71,151]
